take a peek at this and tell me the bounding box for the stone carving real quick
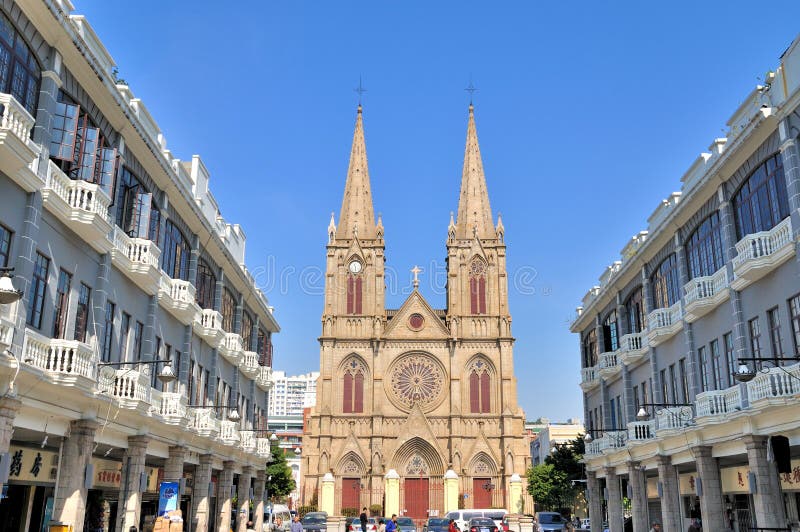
[387,353,445,411]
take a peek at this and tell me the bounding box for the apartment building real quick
[268,371,318,418]
[0,1,278,532]
[571,34,800,532]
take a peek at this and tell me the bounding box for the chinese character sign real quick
[158,481,180,516]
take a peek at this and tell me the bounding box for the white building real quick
[529,418,585,466]
[268,370,319,417]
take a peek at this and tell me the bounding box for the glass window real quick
[710,339,723,390]
[133,321,144,361]
[686,212,725,279]
[651,254,681,309]
[221,288,236,332]
[767,307,784,358]
[733,153,790,239]
[669,363,678,403]
[120,312,131,361]
[749,317,762,365]
[52,269,72,339]
[116,167,157,238]
[195,259,216,310]
[152,337,162,389]
[469,368,491,414]
[102,301,114,362]
[789,295,800,356]
[469,260,487,315]
[241,311,253,351]
[603,311,618,352]
[0,12,39,115]
[698,346,709,392]
[257,328,272,366]
[73,282,91,343]
[679,359,689,402]
[26,253,49,329]
[625,287,644,334]
[582,328,598,367]
[659,369,668,404]
[724,332,736,382]
[161,220,190,280]
[0,225,10,267]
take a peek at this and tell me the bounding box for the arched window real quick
[347,274,362,314]
[582,329,598,368]
[221,288,237,332]
[241,311,253,351]
[0,12,40,115]
[257,328,272,366]
[603,310,618,352]
[196,259,216,310]
[469,259,487,315]
[342,357,366,414]
[468,358,491,413]
[686,212,724,279]
[625,288,644,334]
[162,220,190,280]
[651,254,680,309]
[733,153,790,239]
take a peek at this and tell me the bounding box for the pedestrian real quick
[272,517,285,532]
[247,522,256,532]
[360,507,369,532]
[386,515,398,532]
[688,518,701,532]
[290,515,304,532]
[448,519,458,532]
[378,520,386,532]
[648,523,661,532]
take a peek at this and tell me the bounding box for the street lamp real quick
[186,403,241,422]
[636,402,693,421]
[270,433,279,441]
[732,356,800,384]
[583,428,626,443]
[0,268,23,304]
[98,359,177,385]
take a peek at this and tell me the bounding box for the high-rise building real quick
[302,103,530,517]
[269,370,319,417]
[0,2,278,532]
[571,34,800,532]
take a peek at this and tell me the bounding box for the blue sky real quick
[78,1,800,421]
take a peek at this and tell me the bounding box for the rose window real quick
[387,353,445,411]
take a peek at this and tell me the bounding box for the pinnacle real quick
[337,106,376,240]
[455,104,494,240]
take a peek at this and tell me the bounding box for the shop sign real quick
[93,458,123,488]
[646,477,658,498]
[146,467,160,492]
[7,445,58,483]
[720,461,800,493]
[679,473,698,496]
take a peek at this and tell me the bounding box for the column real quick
[778,129,800,230]
[642,271,663,404]
[10,192,42,358]
[116,435,149,532]
[443,469,459,513]
[622,364,635,424]
[91,254,110,356]
[605,468,623,532]
[254,470,266,532]
[382,470,398,518]
[627,462,648,532]
[744,435,788,528]
[655,455,681,532]
[143,295,157,365]
[718,191,750,369]
[217,461,235,532]
[693,446,725,528]
[193,454,214,532]
[518,516,534,532]
[180,324,192,394]
[165,445,187,484]
[32,62,62,151]
[53,419,98,532]
[586,471,603,532]
[237,466,253,532]
[215,271,225,312]
[0,397,21,455]
[676,238,700,401]
[508,473,523,515]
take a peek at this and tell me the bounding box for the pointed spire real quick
[327,212,337,243]
[338,104,376,240]
[495,213,505,241]
[376,212,384,239]
[455,104,494,240]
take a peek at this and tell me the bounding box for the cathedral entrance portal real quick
[342,477,361,512]
[472,478,493,508]
[403,478,430,520]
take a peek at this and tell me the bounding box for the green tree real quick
[545,436,585,485]
[526,463,570,511]
[265,446,297,501]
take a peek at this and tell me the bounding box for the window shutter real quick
[478,276,486,314]
[343,373,353,413]
[469,371,479,413]
[347,276,354,314]
[470,277,478,314]
[602,325,612,352]
[51,102,81,161]
[355,276,362,314]
[480,371,490,413]
[97,147,118,199]
[354,372,364,413]
[131,191,152,238]
[74,127,99,182]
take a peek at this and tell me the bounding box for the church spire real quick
[455,104,494,240]
[338,104,376,240]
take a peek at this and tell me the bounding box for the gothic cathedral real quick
[301,104,530,517]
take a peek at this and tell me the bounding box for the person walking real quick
[648,523,661,532]
[378,520,386,532]
[290,515,303,532]
[448,520,458,532]
[360,508,369,532]
[272,517,285,532]
[386,515,398,532]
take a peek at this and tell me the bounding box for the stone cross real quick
[411,265,422,288]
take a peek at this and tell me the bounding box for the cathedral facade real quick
[301,104,530,517]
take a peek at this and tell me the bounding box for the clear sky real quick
[77,1,800,422]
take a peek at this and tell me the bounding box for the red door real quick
[342,477,361,511]
[472,478,493,508]
[404,478,429,519]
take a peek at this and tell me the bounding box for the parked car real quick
[499,517,509,532]
[579,519,589,530]
[423,518,449,532]
[301,512,328,532]
[347,518,378,532]
[534,512,567,532]
[467,518,498,532]
[395,517,417,532]
[445,510,508,532]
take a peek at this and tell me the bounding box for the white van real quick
[264,504,292,532]
[445,509,508,532]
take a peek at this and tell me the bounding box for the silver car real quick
[534,513,567,532]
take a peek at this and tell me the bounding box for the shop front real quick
[0,445,58,532]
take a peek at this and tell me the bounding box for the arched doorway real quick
[393,438,445,520]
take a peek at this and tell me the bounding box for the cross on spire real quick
[354,76,367,105]
[465,77,478,105]
[411,265,422,288]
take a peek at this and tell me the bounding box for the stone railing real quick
[189,407,220,437]
[585,433,627,456]
[102,368,150,406]
[695,386,743,418]
[158,391,187,423]
[619,331,647,353]
[256,438,272,458]
[655,406,694,432]
[648,302,682,331]
[581,366,598,385]
[733,217,793,269]
[112,226,161,268]
[599,351,620,373]
[219,332,243,363]
[256,365,272,390]
[23,330,95,380]
[0,315,15,352]
[0,92,35,143]
[240,430,256,451]
[684,267,728,305]
[240,351,259,375]
[219,420,240,445]
[627,420,656,442]
[747,362,800,403]
[45,161,112,223]
[160,274,196,305]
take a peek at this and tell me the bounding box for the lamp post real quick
[732,356,800,384]
[582,428,627,444]
[0,267,23,305]
[98,359,177,385]
[185,403,241,422]
[636,402,694,425]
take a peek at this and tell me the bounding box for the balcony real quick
[731,217,795,290]
[647,302,683,347]
[240,351,259,377]
[99,366,151,412]
[747,362,800,406]
[218,420,240,446]
[655,406,694,433]
[0,92,42,192]
[0,314,14,353]
[627,420,656,443]
[240,431,256,452]
[189,407,220,438]
[580,366,599,391]
[584,433,626,456]
[219,332,243,365]
[110,227,162,295]
[683,267,730,322]
[155,391,187,426]
[41,162,113,253]
[193,309,225,348]
[598,351,621,378]
[158,274,200,325]
[618,331,648,364]
[22,330,95,388]
[695,385,744,422]
[256,438,272,459]
[256,366,272,391]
